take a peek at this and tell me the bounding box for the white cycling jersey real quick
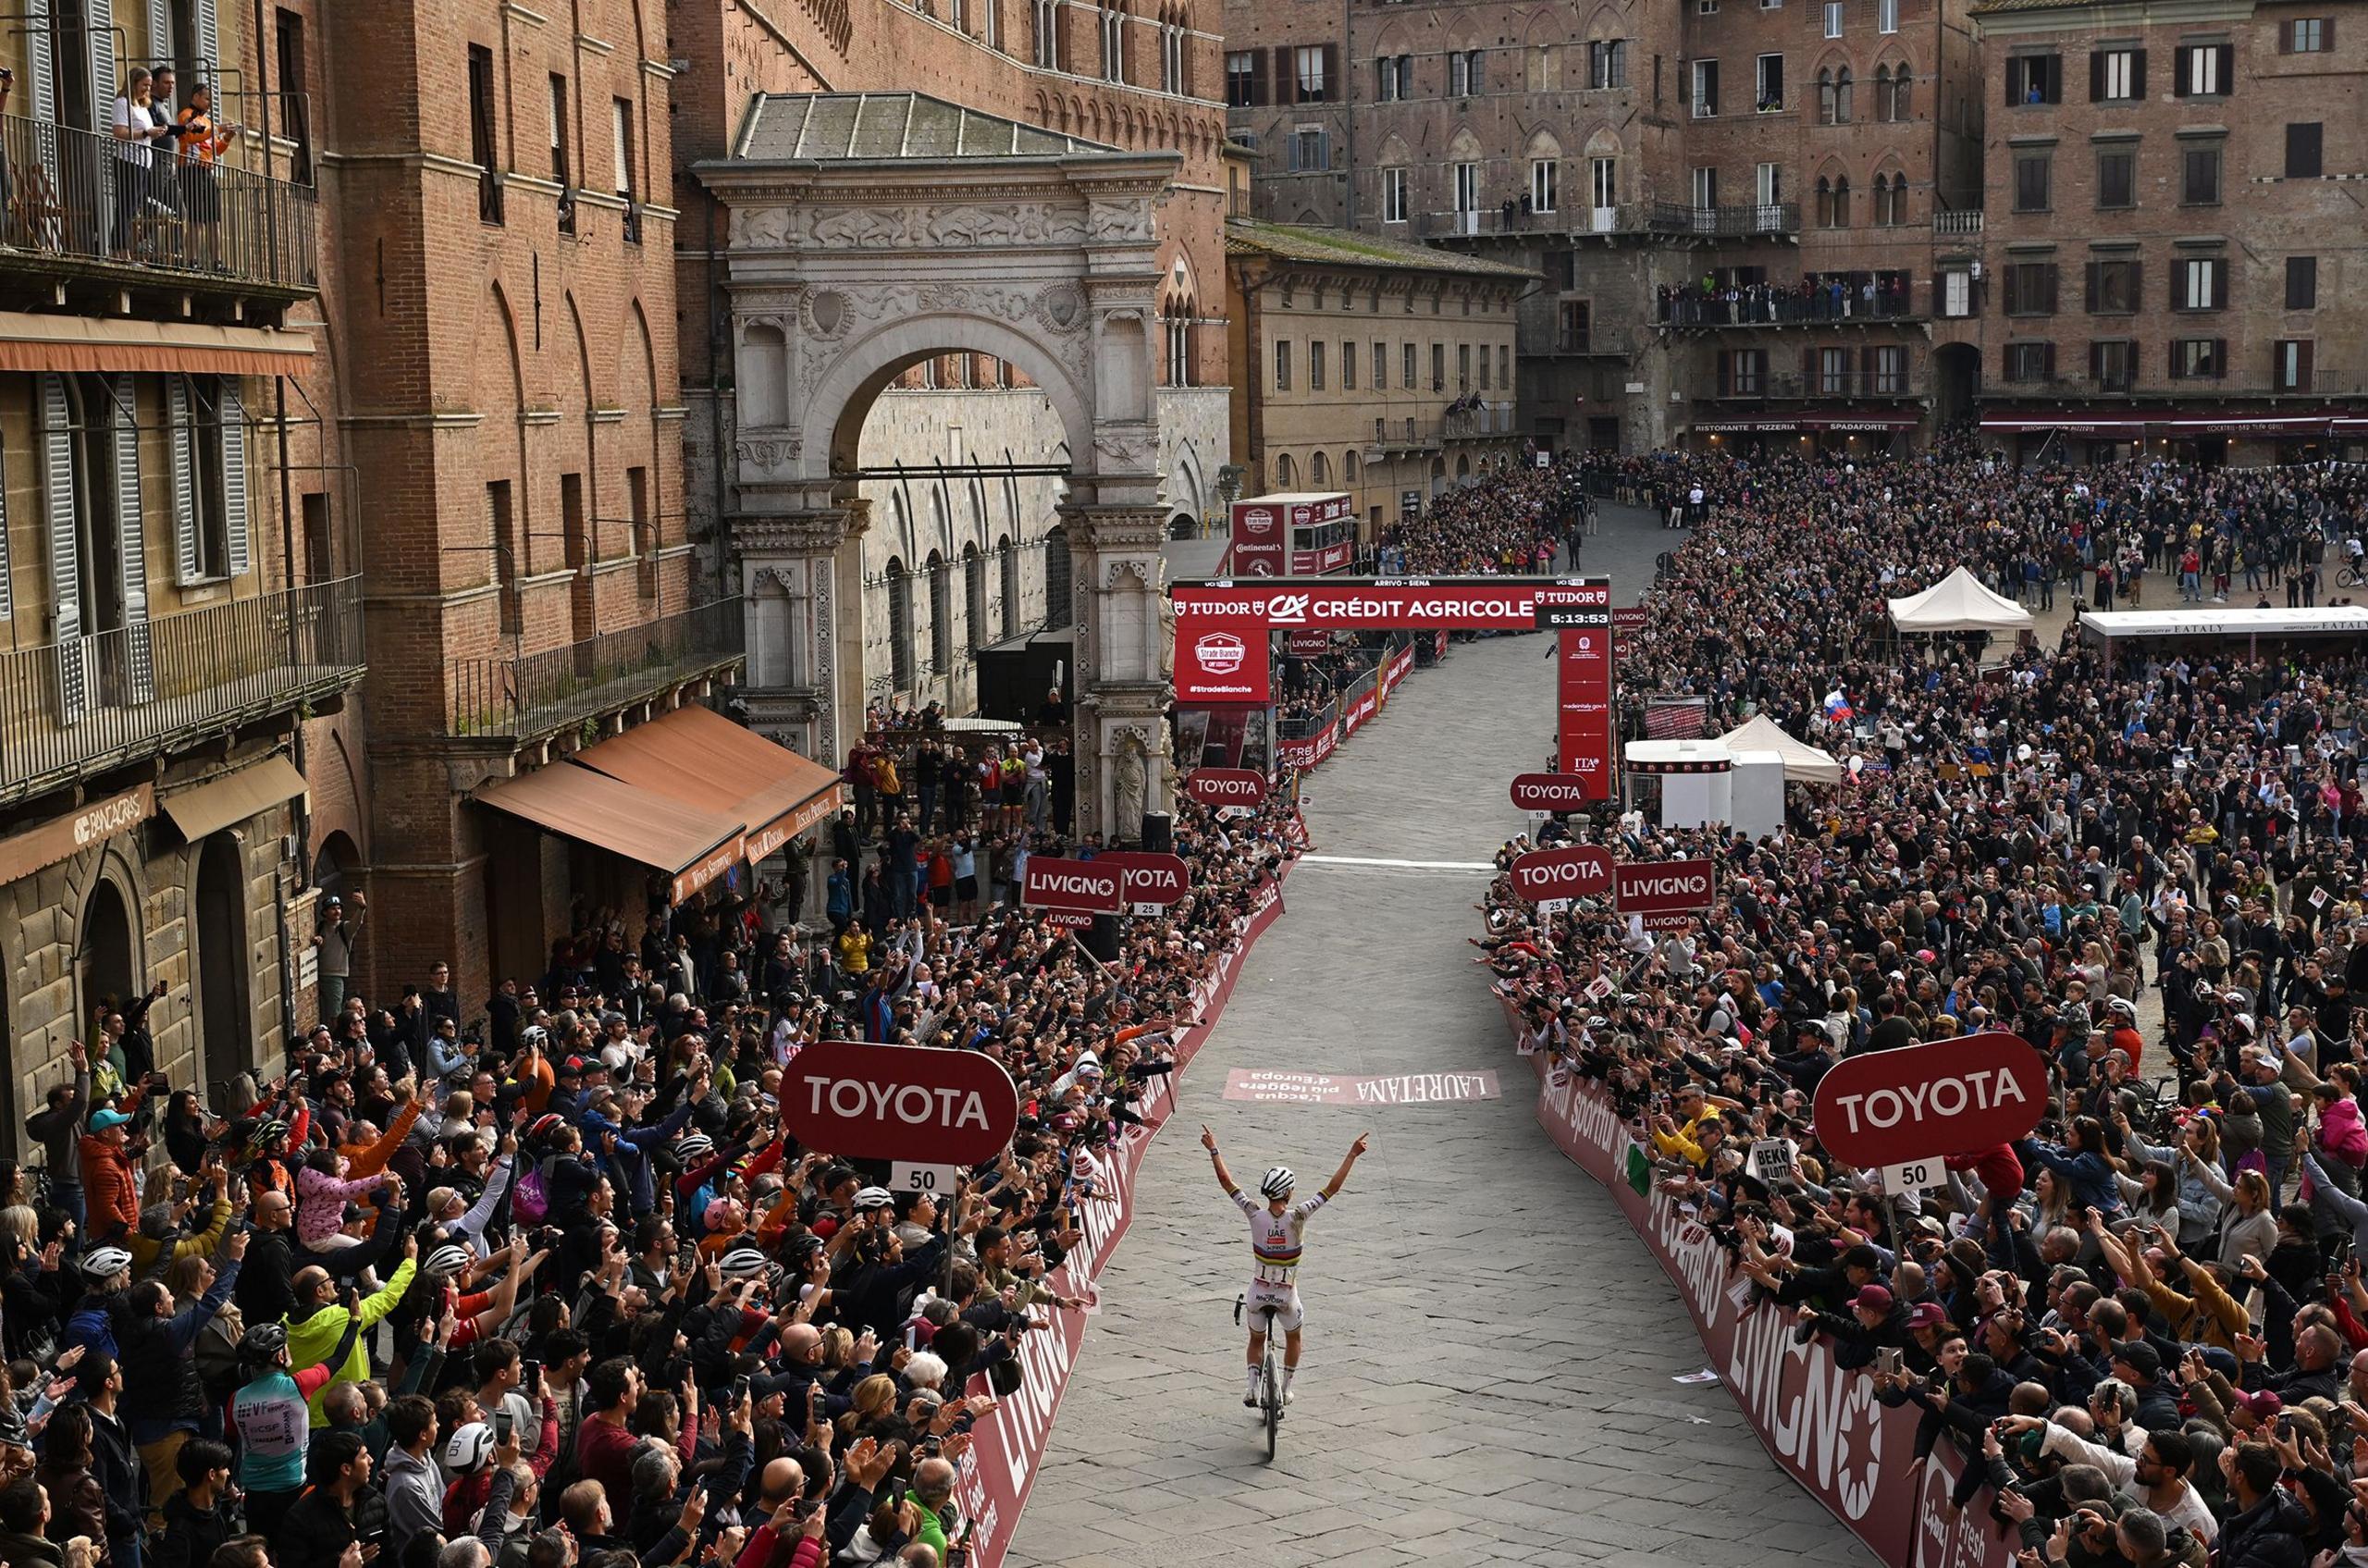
[1236,1189,1326,1285]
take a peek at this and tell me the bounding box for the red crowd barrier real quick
[1500,997,2017,1568]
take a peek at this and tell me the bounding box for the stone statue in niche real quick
[1113,731,1149,842]
[1152,721,1177,815]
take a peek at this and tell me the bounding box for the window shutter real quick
[2044,264,2059,313]
[2212,337,2227,377]
[1802,345,1816,387]
[1717,354,1733,397]
[2090,51,2104,101]
[88,0,114,131]
[2214,43,2233,89]
[2130,50,2146,96]
[1250,50,1267,105]
[26,0,54,123]
[2280,20,2295,52]
[2173,44,2191,93]
[1322,43,1338,98]
[2084,260,2101,310]
[1273,46,1291,102]
[220,378,250,580]
[2299,340,2315,389]
[2325,19,2337,47]
[41,373,83,722]
[167,377,200,584]
[2168,341,2181,379]
[2212,264,2227,310]
[109,375,152,702]
[148,0,169,61]
[198,0,219,79]
[2090,340,2103,380]
[2004,59,2017,106]
[2041,344,2055,379]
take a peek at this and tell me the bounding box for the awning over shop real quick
[571,703,843,864]
[162,755,308,842]
[2078,606,2368,642]
[0,313,315,377]
[1980,408,2352,438]
[474,761,745,905]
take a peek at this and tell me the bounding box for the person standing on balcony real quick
[108,68,175,261]
[174,82,237,270]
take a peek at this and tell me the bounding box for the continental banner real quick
[1498,997,2016,1568]
[952,883,1290,1568]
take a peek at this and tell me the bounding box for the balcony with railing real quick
[449,599,747,741]
[0,575,364,806]
[1646,202,1801,238]
[1661,277,1918,327]
[1707,369,1929,401]
[1365,401,1517,454]
[1932,209,1985,237]
[0,114,319,295]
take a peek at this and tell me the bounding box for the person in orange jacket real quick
[80,1085,152,1243]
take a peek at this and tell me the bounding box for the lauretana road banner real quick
[953,885,1288,1568]
[1501,997,2015,1568]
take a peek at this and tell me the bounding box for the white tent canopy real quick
[1886,566,2035,634]
[1719,714,1844,785]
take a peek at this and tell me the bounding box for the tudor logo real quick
[1267,592,1313,624]
[1194,632,1247,673]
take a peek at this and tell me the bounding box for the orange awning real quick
[573,703,845,864]
[475,760,745,905]
[0,313,315,377]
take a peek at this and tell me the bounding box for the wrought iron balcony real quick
[0,113,319,294]
[449,599,747,741]
[0,575,364,804]
[1645,202,1801,238]
[1707,370,1929,400]
[1660,284,1918,327]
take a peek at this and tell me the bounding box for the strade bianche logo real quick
[1726,1303,1885,1521]
[1239,507,1276,537]
[1194,632,1247,673]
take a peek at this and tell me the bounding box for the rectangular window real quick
[1227,51,1261,106]
[1728,350,1764,394]
[488,479,519,633]
[1880,0,1897,32]
[2181,144,2221,204]
[2004,260,2058,315]
[2177,256,2226,310]
[2091,47,2140,101]
[1532,158,1558,212]
[2286,18,2328,52]
[1309,340,1326,390]
[610,98,635,201]
[2287,255,2318,310]
[1757,53,1784,110]
[2175,42,2231,97]
[2004,342,2054,382]
[1498,344,1510,387]
[277,8,314,184]
[1589,40,1628,89]
[1692,165,1718,209]
[1290,126,1327,172]
[1275,340,1291,391]
[1591,156,1618,208]
[2006,54,2061,105]
[1816,347,1850,394]
[2273,340,2314,390]
[1402,342,1416,389]
[468,43,501,223]
[1450,49,1486,95]
[1757,162,1782,206]
[1870,344,1906,392]
[2169,337,2225,377]
[1560,301,1591,352]
[2286,122,2323,178]
[2090,339,2135,391]
[2087,257,2140,314]
[548,74,570,186]
[1474,344,1487,389]
[1453,162,1480,213]
[1295,44,1327,101]
[2014,152,2051,212]
[1942,268,1971,317]
[1823,1,1843,38]
[2096,148,2135,209]
[1342,341,1358,389]
[1692,58,1719,117]
[1382,167,1408,223]
[1431,342,1446,391]
[1371,340,1387,389]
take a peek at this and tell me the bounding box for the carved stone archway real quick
[697,93,1180,842]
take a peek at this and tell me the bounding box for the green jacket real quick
[903,1490,953,1560]
[286,1253,417,1427]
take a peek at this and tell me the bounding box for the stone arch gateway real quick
[697,91,1189,842]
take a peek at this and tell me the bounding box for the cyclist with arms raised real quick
[1200,1124,1370,1407]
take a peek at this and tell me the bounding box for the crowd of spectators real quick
[0,748,1307,1568]
[1479,443,2368,1567]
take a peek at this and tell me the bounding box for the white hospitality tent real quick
[1719,714,1844,786]
[1886,566,2036,635]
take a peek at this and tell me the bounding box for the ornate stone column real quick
[1060,503,1170,844]
[734,499,870,770]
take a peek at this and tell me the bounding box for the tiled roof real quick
[1225,219,1537,280]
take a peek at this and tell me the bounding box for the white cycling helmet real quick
[675,1133,715,1163]
[1258,1167,1296,1199]
[425,1244,474,1278]
[853,1186,895,1212]
[80,1246,134,1283]
[719,1246,770,1278]
[443,1422,495,1473]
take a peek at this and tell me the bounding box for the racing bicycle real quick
[1234,1293,1283,1460]
[2337,559,2368,589]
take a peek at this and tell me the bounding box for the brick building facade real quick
[1222,0,1986,453]
[1966,0,2368,464]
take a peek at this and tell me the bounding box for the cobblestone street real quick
[1007,507,1881,1568]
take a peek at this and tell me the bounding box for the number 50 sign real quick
[1879,1157,1944,1194]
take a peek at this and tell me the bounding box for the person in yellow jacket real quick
[286,1234,418,1427]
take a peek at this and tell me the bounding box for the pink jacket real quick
[295,1158,388,1249]
[2321,1096,2368,1169]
